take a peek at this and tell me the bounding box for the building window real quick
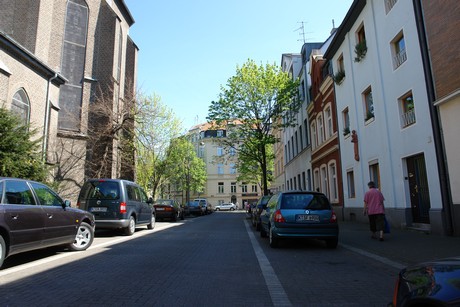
[400,91,416,127]
[11,89,30,125]
[295,131,299,155]
[304,119,309,146]
[369,162,380,188]
[217,163,224,175]
[392,31,406,69]
[333,54,346,84]
[385,0,398,14]
[354,24,367,62]
[217,130,223,137]
[218,182,224,194]
[363,87,374,121]
[328,161,338,202]
[242,183,248,193]
[311,122,317,149]
[229,163,236,174]
[229,147,236,156]
[342,107,350,136]
[58,0,88,131]
[317,115,324,145]
[320,165,328,197]
[347,170,356,198]
[299,126,303,150]
[231,182,236,193]
[217,147,223,156]
[251,185,257,193]
[325,106,333,139]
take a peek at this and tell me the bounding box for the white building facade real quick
[325,0,443,233]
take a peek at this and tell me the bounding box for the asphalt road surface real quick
[0,212,396,306]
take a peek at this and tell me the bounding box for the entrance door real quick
[407,154,431,224]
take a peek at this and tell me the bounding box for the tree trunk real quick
[261,144,269,196]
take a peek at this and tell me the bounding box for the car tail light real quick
[120,202,127,213]
[76,202,80,209]
[330,210,337,223]
[165,207,173,211]
[274,210,286,223]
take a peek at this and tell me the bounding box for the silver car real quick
[214,203,237,211]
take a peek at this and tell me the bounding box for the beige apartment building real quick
[188,122,262,209]
[0,0,138,201]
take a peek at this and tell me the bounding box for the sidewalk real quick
[339,220,460,269]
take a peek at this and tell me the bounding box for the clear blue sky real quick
[124,0,353,131]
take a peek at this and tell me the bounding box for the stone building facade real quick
[0,0,138,202]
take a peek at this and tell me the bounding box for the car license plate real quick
[155,208,165,211]
[296,214,319,222]
[90,207,107,212]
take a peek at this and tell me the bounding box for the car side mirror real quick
[147,197,153,204]
[63,199,71,208]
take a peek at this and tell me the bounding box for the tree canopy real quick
[135,94,182,199]
[164,136,207,202]
[207,59,301,195]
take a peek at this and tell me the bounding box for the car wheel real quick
[147,214,156,229]
[231,208,235,211]
[255,221,261,231]
[124,216,136,235]
[180,211,185,220]
[69,222,94,251]
[325,238,338,249]
[173,212,178,222]
[0,235,6,269]
[260,225,268,238]
[269,225,279,248]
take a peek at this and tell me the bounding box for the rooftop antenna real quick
[294,21,312,44]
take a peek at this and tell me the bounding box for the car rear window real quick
[84,181,120,200]
[155,200,173,205]
[281,194,330,210]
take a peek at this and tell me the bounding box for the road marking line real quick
[340,243,405,270]
[245,220,292,307]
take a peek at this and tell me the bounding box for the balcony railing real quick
[401,109,416,127]
[393,48,407,69]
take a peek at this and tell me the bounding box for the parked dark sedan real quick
[154,199,184,221]
[185,200,202,216]
[259,191,338,248]
[0,177,95,268]
[390,257,460,307]
[252,195,272,231]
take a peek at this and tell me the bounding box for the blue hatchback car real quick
[260,191,339,248]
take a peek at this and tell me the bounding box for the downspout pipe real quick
[42,73,58,162]
[413,0,453,235]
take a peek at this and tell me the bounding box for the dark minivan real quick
[77,179,155,235]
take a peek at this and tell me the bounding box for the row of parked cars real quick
[249,190,339,249]
[0,177,207,269]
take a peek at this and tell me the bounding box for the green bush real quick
[0,108,48,182]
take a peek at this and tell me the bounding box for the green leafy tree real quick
[135,94,182,199]
[165,137,206,203]
[207,59,300,195]
[0,108,48,181]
